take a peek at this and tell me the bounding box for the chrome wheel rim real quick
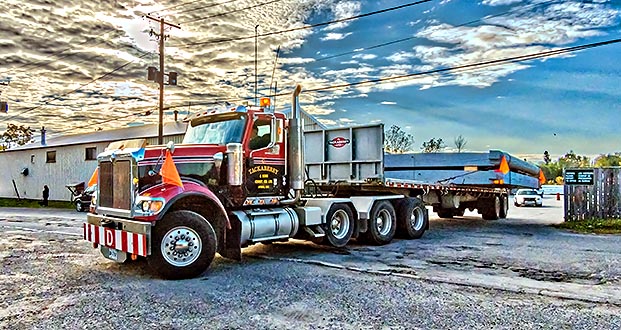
[161,226,202,267]
[410,207,425,231]
[376,209,392,236]
[330,209,350,240]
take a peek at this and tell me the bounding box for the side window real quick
[85,147,97,161]
[46,150,56,163]
[249,119,272,150]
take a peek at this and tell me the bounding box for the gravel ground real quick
[1,197,620,329]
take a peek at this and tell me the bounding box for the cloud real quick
[320,32,353,41]
[386,51,416,63]
[381,101,396,105]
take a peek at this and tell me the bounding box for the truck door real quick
[246,115,286,196]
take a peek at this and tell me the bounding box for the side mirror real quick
[166,141,175,154]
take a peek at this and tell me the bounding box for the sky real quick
[1,0,620,162]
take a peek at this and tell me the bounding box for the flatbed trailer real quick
[303,124,541,220]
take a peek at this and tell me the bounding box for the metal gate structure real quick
[564,167,621,221]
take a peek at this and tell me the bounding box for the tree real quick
[543,150,551,165]
[454,135,467,153]
[384,125,414,154]
[1,123,34,149]
[421,138,445,153]
[594,153,621,167]
[558,150,590,168]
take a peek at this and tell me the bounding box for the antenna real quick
[254,25,259,106]
[270,45,280,111]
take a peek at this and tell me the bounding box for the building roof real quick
[6,121,187,152]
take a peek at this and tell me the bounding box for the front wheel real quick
[75,200,84,212]
[148,210,217,280]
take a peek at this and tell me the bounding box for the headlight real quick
[141,200,164,213]
[135,197,166,215]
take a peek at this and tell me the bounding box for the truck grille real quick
[99,160,132,210]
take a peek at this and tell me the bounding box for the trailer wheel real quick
[436,209,454,219]
[436,208,463,218]
[320,203,354,248]
[148,210,217,280]
[481,196,500,220]
[395,198,428,239]
[499,194,509,219]
[363,200,397,245]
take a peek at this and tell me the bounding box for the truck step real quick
[304,225,326,238]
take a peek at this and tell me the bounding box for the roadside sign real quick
[564,169,594,185]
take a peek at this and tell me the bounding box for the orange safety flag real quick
[496,155,510,175]
[160,150,183,188]
[539,169,546,185]
[87,168,98,187]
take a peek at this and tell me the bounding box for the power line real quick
[163,37,621,109]
[179,0,434,47]
[1,52,151,123]
[29,36,620,139]
[180,0,282,24]
[313,0,557,63]
[174,0,239,16]
[2,30,118,75]
[306,38,621,93]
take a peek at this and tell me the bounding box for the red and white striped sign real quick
[83,223,148,257]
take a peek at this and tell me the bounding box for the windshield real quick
[183,113,246,145]
[517,190,537,195]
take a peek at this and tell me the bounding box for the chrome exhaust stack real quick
[282,85,304,205]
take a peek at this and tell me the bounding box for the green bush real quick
[553,218,621,234]
[0,198,73,209]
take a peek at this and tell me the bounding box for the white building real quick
[0,122,186,202]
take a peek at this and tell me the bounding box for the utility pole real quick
[145,15,180,145]
[255,25,259,106]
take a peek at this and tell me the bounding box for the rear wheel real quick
[148,210,217,280]
[362,200,397,245]
[499,194,509,219]
[321,203,354,248]
[395,198,428,239]
[481,196,501,220]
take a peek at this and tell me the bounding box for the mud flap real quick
[220,215,241,260]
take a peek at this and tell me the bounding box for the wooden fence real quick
[564,167,621,221]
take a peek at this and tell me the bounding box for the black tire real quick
[481,196,500,220]
[75,200,84,212]
[499,194,509,219]
[148,210,217,280]
[320,203,354,248]
[436,209,454,218]
[395,198,428,239]
[363,200,397,245]
[436,208,463,218]
[514,202,520,207]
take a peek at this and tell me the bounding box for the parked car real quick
[514,189,543,207]
[65,182,96,212]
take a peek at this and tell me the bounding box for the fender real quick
[137,181,230,229]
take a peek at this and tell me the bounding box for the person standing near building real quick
[41,185,49,206]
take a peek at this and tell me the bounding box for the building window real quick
[46,151,56,163]
[85,147,97,161]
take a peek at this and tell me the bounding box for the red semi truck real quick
[84,86,540,279]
